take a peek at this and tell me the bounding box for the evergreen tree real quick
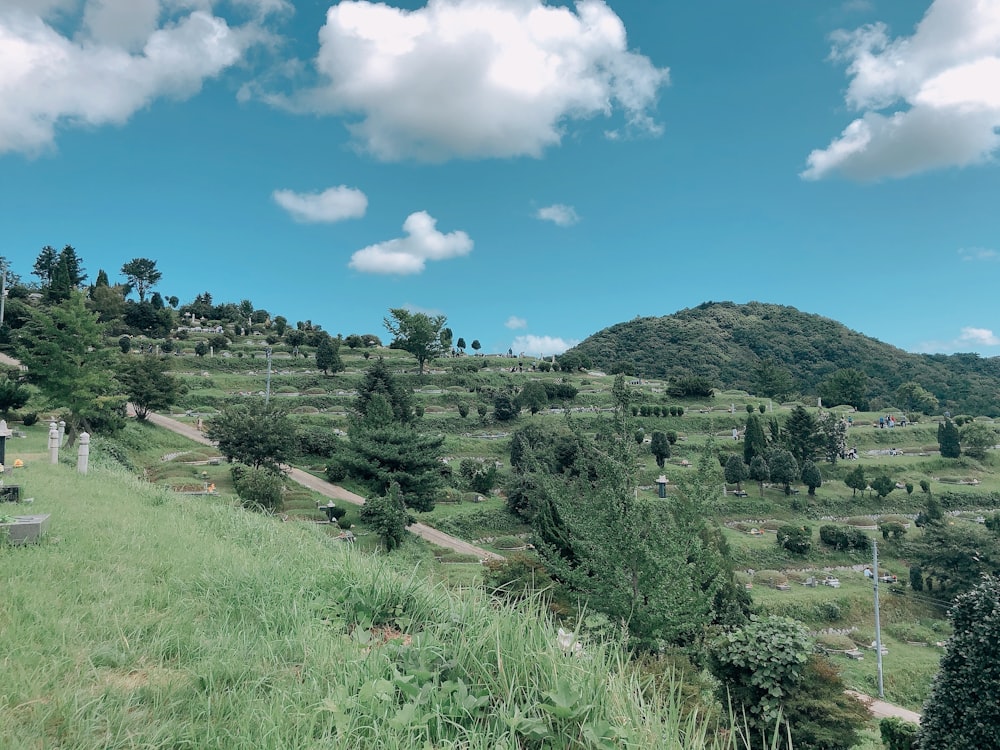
[783,405,820,466]
[919,576,1000,750]
[937,418,961,458]
[355,357,413,423]
[650,431,671,468]
[749,454,770,496]
[800,460,822,496]
[768,448,799,495]
[117,355,181,420]
[818,412,848,464]
[15,292,124,444]
[120,258,162,302]
[360,481,412,551]
[743,413,768,465]
[724,452,748,491]
[33,245,60,285]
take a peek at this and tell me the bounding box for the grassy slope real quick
[2,453,748,750]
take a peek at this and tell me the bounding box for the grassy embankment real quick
[2,432,769,750]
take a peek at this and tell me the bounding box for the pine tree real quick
[743,413,768,465]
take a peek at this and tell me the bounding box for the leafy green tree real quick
[801,460,822,495]
[0,370,30,416]
[493,392,519,422]
[232,465,284,512]
[439,327,453,349]
[327,393,444,512]
[754,358,794,399]
[844,465,867,497]
[743,413,768,466]
[15,292,123,444]
[666,375,714,398]
[749,454,770,496]
[206,400,295,473]
[650,431,671,468]
[894,381,939,415]
[194,341,209,357]
[783,405,820,466]
[355,357,413,424]
[870,474,896,500]
[119,258,162,302]
[360,481,411,551]
[518,380,548,415]
[938,418,962,458]
[315,336,344,376]
[817,412,848,464]
[456,337,466,351]
[384,307,447,374]
[767,448,799,495]
[906,522,1000,599]
[471,339,481,353]
[724,452,748,491]
[818,368,869,410]
[960,421,997,460]
[118,355,181,420]
[919,576,1000,749]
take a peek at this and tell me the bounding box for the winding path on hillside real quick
[141,410,502,561]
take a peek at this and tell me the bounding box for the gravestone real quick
[0,514,50,544]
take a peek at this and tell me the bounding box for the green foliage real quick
[749,454,769,496]
[329,393,444,512]
[767,449,798,494]
[881,717,918,750]
[384,307,447,374]
[206,399,296,472]
[651,430,671,468]
[819,525,871,552]
[800,460,822,495]
[119,257,161,302]
[360,481,411,551]
[743,413,768,466]
[919,576,1000,749]
[315,336,344,376]
[937,418,962,459]
[0,370,30,416]
[231,464,284,512]
[817,412,848,464]
[493,392,519,422]
[518,380,549,415]
[870,474,896,499]
[709,615,811,733]
[776,524,811,554]
[894,382,939,415]
[844,465,866,496]
[724,453,748,489]
[783,405,820,466]
[780,656,868,750]
[117,355,182,420]
[906,521,1000,599]
[959,421,997,460]
[482,552,554,600]
[15,292,124,441]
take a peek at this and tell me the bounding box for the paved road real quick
[142,409,503,561]
[847,691,921,724]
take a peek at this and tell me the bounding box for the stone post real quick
[0,419,10,466]
[58,420,66,446]
[48,422,60,464]
[77,432,90,474]
[656,475,668,499]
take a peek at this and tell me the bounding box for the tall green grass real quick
[2,458,778,749]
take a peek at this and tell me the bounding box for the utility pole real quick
[1,269,7,326]
[265,347,273,405]
[873,538,885,698]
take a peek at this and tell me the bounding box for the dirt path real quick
[141,409,502,561]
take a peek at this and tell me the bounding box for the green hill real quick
[565,301,1000,415]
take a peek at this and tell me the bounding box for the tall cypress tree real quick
[938,418,962,458]
[743,413,768,465]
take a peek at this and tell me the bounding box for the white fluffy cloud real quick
[917,326,1000,353]
[803,0,1000,180]
[349,211,473,274]
[505,315,527,329]
[0,1,280,155]
[959,247,998,261]
[536,204,580,226]
[272,186,368,223]
[510,334,577,357]
[293,0,667,161]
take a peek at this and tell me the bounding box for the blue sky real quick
[2,0,998,357]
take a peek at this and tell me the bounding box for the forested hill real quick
[564,301,1000,416]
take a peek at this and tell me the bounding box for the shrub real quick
[819,525,871,551]
[880,717,918,750]
[232,465,284,512]
[482,552,553,600]
[22,412,38,426]
[777,525,812,554]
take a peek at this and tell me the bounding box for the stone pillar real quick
[48,422,60,464]
[0,419,10,466]
[656,475,668,499]
[77,432,90,474]
[58,420,66,446]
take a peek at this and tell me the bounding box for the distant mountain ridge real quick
[565,301,1000,416]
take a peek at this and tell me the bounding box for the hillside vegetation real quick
[565,301,1000,416]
